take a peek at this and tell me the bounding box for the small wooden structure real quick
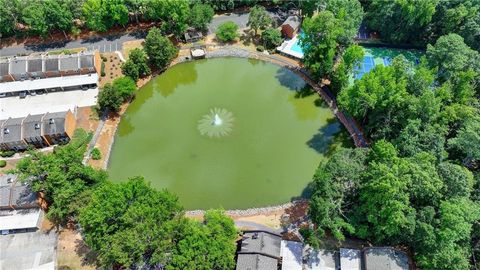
[190,46,206,59]
[281,16,301,39]
[184,28,204,43]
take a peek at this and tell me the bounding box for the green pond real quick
[108,57,340,209]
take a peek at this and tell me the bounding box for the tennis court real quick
[352,47,423,81]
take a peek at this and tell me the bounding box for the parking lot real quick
[0,230,57,270]
[0,88,98,120]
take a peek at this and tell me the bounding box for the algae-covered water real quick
[108,58,340,209]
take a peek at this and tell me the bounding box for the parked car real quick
[19,91,27,98]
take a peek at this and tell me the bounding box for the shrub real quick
[128,48,151,77]
[0,150,15,157]
[101,62,106,77]
[216,21,239,42]
[261,28,283,49]
[113,77,137,101]
[91,148,101,160]
[0,160,6,167]
[256,45,265,52]
[98,83,123,112]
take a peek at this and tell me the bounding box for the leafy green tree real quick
[79,177,184,268]
[98,83,123,112]
[338,57,411,140]
[128,48,151,77]
[121,60,139,81]
[144,27,178,69]
[113,77,137,100]
[82,0,129,32]
[247,5,272,36]
[0,0,21,37]
[168,210,237,270]
[426,33,480,83]
[428,0,480,50]
[354,142,416,243]
[309,147,368,240]
[330,44,364,93]
[261,28,282,49]
[44,0,74,36]
[366,0,439,43]
[15,129,107,224]
[146,0,190,37]
[437,162,474,199]
[190,3,214,31]
[22,2,48,36]
[215,21,239,42]
[301,0,364,45]
[300,11,339,80]
[448,118,480,169]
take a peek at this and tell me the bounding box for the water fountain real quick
[198,108,234,138]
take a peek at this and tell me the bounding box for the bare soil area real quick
[57,229,98,270]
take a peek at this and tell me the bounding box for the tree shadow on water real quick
[306,120,341,155]
[276,67,307,91]
[157,62,198,97]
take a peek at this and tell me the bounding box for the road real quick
[0,10,285,57]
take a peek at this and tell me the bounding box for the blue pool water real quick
[291,40,304,54]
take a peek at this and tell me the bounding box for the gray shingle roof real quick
[43,111,67,135]
[80,55,95,68]
[239,231,282,258]
[44,58,59,71]
[59,56,79,71]
[282,16,301,30]
[23,114,44,139]
[0,61,9,76]
[0,174,37,208]
[2,117,24,143]
[27,58,43,73]
[236,254,278,270]
[10,58,27,75]
[364,248,409,270]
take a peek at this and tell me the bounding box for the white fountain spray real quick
[212,113,223,126]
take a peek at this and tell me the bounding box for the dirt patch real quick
[57,229,98,270]
[75,106,99,133]
[98,52,124,88]
[0,159,18,173]
[122,39,144,59]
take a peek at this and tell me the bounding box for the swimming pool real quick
[290,40,304,54]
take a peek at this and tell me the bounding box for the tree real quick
[22,2,48,36]
[79,177,184,268]
[44,0,74,36]
[98,83,123,112]
[448,118,480,169]
[113,77,137,100]
[247,5,272,36]
[437,162,474,199]
[309,148,368,240]
[190,3,214,31]
[330,44,364,93]
[14,129,107,224]
[366,0,439,43]
[301,0,364,45]
[79,178,237,269]
[261,28,282,49]
[144,27,178,69]
[427,0,480,50]
[0,0,21,37]
[215,21,239,42]
[300,11,340,80]
[121,60,139,81]
[128,48,151,77]
[426,33,480,83]
[82,0,129,32]
[145,0,190,37]
[337,58,410,140]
